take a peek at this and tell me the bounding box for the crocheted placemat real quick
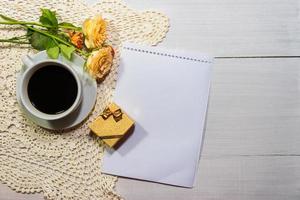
[0,0,169,199]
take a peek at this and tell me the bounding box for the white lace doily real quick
[0,0,169,199]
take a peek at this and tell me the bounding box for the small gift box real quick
[89,102,134,148]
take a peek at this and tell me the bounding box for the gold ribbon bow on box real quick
[89,102,135,148]
[101,107,123,122]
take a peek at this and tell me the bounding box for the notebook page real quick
[102,43,213,187]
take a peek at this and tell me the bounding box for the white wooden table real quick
[1,0,300,199]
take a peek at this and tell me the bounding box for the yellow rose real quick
[83,15,107,49]
[86,46,114,81]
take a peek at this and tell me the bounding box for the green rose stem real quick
[27,26,70,46]
[0,35,31,44]
[0,25,88,57]
[0,39,29,44]
[0,15,80,31]
[0,14,88,57]
[26,26,89,58]
[0,21,80,31]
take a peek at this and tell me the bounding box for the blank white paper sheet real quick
[102,43,213,187]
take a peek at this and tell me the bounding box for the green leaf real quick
[59,22,76,27]
[26,27,34,37]
[59,44,75,60]
[39,8,58,27]
[46,46,59,59]
[57,32,70,42]
[59,22,81,31]
[29,32,55,50]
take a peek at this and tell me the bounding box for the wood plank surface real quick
[118,156,300,200]
[124,0,300,57]
[203,58,300,156]
[1,0,300,199]
[116,58,300,200]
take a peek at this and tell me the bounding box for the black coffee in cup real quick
[27,64,78,115]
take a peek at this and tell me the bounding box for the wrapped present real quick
[89,102,135,148]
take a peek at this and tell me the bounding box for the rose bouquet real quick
[0,8,114,81]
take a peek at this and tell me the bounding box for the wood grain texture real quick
[1,0,300,199]
[116,58,300,200]
[118,156,300,200]
[203,58,300,156]
[0,185,42,200]
[124,0,300,57]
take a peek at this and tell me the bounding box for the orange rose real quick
[86,46,114,81]
[68,31,84,49]
[82,15,107,49]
